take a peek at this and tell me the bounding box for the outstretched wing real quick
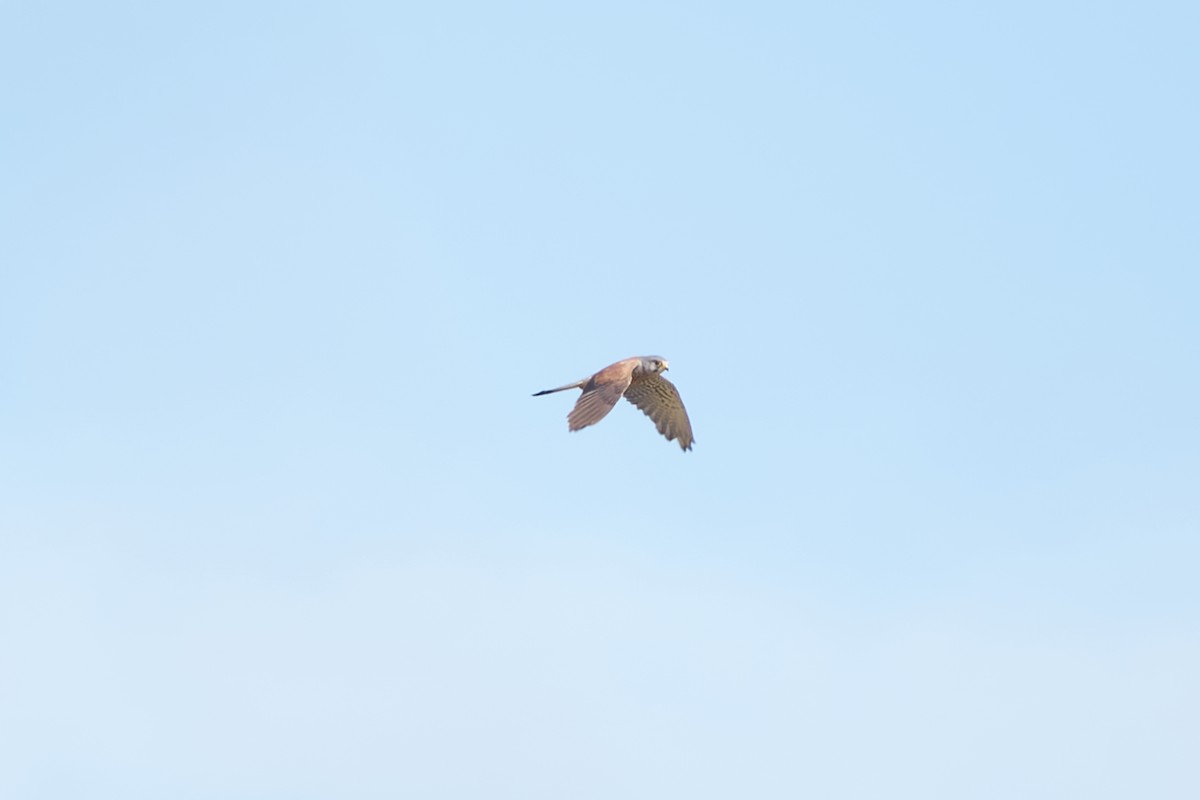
[567,360,638,431]
[622,373,694,451]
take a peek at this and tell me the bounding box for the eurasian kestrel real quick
[533,356,694,451]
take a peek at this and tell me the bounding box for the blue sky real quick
[2,1,1198,797]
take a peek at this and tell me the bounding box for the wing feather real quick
[567,362,636,431]
[622,374,695,451]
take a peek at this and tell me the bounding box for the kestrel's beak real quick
[662,361,670,371]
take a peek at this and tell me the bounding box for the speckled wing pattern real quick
[622,373,694,451]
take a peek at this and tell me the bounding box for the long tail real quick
[532,380,584,396]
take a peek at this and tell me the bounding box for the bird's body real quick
[533,356,694,451]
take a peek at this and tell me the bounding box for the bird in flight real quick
[533,356,694,451]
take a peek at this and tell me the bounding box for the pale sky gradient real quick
[2,2,1198,798]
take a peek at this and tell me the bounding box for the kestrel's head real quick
[639,356,669,374]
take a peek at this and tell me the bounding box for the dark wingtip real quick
[532,390,549,396]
